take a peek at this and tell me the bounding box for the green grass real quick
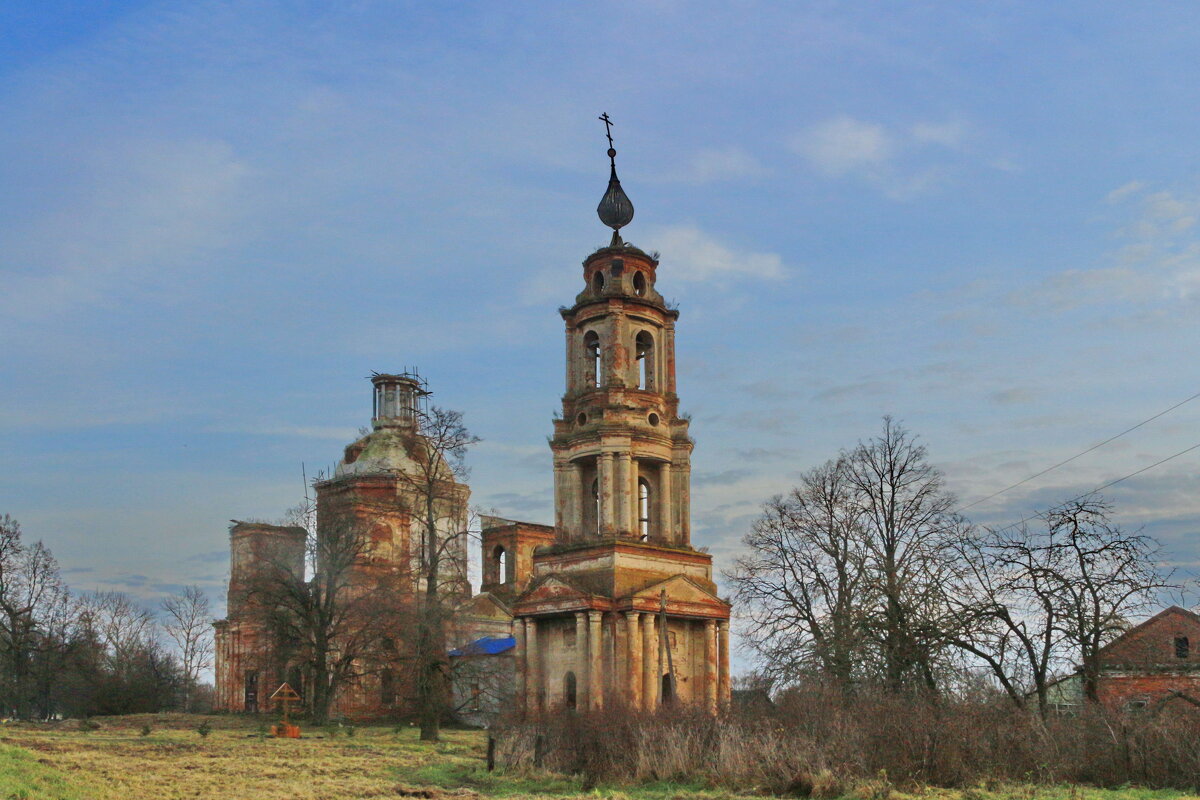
[0,742,85,800]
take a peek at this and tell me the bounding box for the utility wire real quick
[985,439,1200,535]
[959,389,1200,512]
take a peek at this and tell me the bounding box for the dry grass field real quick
[0,714,1198,800]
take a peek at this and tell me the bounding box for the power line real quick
[986,439,1200,535]
[959,389,1200,512]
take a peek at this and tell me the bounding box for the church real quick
[213,129,733,719]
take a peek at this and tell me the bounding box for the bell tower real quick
[505,117,730,716]
[551,127,693,547]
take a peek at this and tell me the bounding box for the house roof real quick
[1097,605,1200,656]
[448,635,515,657]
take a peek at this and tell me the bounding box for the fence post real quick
[487,734,496,772]
[534,733,545,768]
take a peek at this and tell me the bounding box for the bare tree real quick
[0,515,72,717]
[257,521,403,725]
[76,591,182,714]
[946,495,1176,712]
[728,458,871,689]
[844,417,964,693]
[947,525,1067,714]
[161,585,214,711]
[397,405,478,742]
[1044,497,1176,701]
[731,420,966,695]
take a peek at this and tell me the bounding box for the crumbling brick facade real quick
[215,159,734,721]
[494,235,732,715]
[214,374,475,720]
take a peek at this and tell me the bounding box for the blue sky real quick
[2,2,1199,630]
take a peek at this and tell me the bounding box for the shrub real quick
[139,724,151,737]
[492,688,1200,792]
[196,720,211,738]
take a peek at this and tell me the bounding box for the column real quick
[615,452,632,533]
[553,460,566,532]
[526,618,541,714]
[704,619,718,714]
[718,620,731,711]
[514,616,527,712]
[626,612,642,709]
[665,323,677,394]
[631,459,642,538]
[678,463,691,546]
[588,611,604,709]
[599,452,615,535]
[642,613,658,710]
[658,461,673,544]
[567,461,583,541]
[565,323,574,392]
[575,612,589,708]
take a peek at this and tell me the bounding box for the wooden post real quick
[487,735,496,771]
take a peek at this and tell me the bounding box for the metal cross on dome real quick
[599,112,616,165]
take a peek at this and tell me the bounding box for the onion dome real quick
[596,113,634,245]
[597,161,634,233]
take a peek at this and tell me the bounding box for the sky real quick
[2,2,1199,647]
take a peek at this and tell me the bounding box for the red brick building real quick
[1094,606,1200,712]
[213,373,475,720]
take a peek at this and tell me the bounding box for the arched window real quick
[661,673,673,705]
[591,479,601,535]
[638,478,651,539]
[1177,636,1190,659]
[564,671,577,710]
[380,668,396,706]
[592,270,605,293]
[584,331,601,388]
[633,271,647,296]
[493,545,508,584]
[635,331,654,390]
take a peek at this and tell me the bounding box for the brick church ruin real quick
[213,129,733,719]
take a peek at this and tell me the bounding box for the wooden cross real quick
[270,682,301,725]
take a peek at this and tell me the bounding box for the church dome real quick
[334,426,452,481]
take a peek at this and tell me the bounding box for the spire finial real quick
[600,112,616,167]
[596,112,634,244]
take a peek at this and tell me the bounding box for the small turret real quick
[371,371,427,430]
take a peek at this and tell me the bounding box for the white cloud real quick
[911,120,967,148]
[791,115,894,176]
[670,146,768,184]
[790,116,972,198]
[646,224,787,282]
[1107,181,1147,204]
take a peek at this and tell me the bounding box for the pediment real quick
[631,574,724,607]
[457,592,512,620]
[518,575,590,605]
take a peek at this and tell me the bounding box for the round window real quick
[648,413,660,427]
[633,271,647,297]
[577,412,587,425]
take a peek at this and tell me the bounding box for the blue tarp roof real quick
[448,635,515,657]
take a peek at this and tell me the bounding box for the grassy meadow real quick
[0,714,1197,800]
